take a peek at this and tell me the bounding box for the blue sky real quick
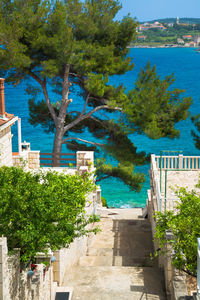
[117,0,200,22]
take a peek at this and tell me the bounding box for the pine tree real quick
[0,0,192,190]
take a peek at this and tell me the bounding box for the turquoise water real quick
[5,48,200,208]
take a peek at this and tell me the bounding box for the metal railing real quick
[40,153,76,167]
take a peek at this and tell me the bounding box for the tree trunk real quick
[52,126,64,167]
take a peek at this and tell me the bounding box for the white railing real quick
[155,155,200,170]
[151,154,200,212]
[151,154,162,211]
[197,238,200,298]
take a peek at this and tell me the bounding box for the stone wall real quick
[0,126,13,167]
[160,238,188,300]
[53,190,97,285]
[0,237,10,300]
[12,151,40,170]
[53,229,96,286]
[12,152,29,170]
[0,237,57,300]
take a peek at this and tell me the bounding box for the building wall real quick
[0,126,13,167]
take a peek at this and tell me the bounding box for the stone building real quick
[0,78,40,169]
[0,78,19,166]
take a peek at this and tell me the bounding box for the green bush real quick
[0,166,99,262]
[154,187,200,276]
[101,196,108,208]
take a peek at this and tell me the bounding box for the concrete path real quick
[62,208,167,300]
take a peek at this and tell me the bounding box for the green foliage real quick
[0,166,98,262]
[154,187,200,276]
[96,158,145,192]
[191,114,200,150]
[101,196,108,208]
[124,63,192,139]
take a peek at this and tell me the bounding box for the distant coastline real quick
[128,45,198,49]
[134,17,200,49]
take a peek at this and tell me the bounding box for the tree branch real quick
[42,81,58,124]
[64,105,121,132]
[62,137,104,147]
[96,175,111,182]
[81,93,90,115]
[28,71,58,124]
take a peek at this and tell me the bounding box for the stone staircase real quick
[62,208,167,300]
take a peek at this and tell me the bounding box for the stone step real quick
[79,255,153,267]
[89,237,153,254]
[72,291,165,300]
[87,246,152,256]
[63,266,166,300]
[98,219,152,230]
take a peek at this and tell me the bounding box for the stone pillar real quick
[76,151,94,170]
[163,231,174,298]
[0,237,10,300]
[17,118,22,155]
[28,151,40,169]
[0,78,5,118]
[96,186,101,204]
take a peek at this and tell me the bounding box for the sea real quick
[5,48,200,208]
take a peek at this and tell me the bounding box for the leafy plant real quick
[0,166,99,262]
[154,187,200,276]
[101,196,108,208]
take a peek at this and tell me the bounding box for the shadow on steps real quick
[111,219,155,267]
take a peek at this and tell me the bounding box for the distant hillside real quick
[142,18,200,25]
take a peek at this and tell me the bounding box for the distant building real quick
[137,22,166,32]
[194,35,200,46]
[177,17,179,24]
[189,41,196,47]
[137,35,147,41]
[182,35,192,39]
[179,23,190,26]
[177,38,184,44]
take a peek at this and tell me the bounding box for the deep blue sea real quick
[5,48,200,208]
